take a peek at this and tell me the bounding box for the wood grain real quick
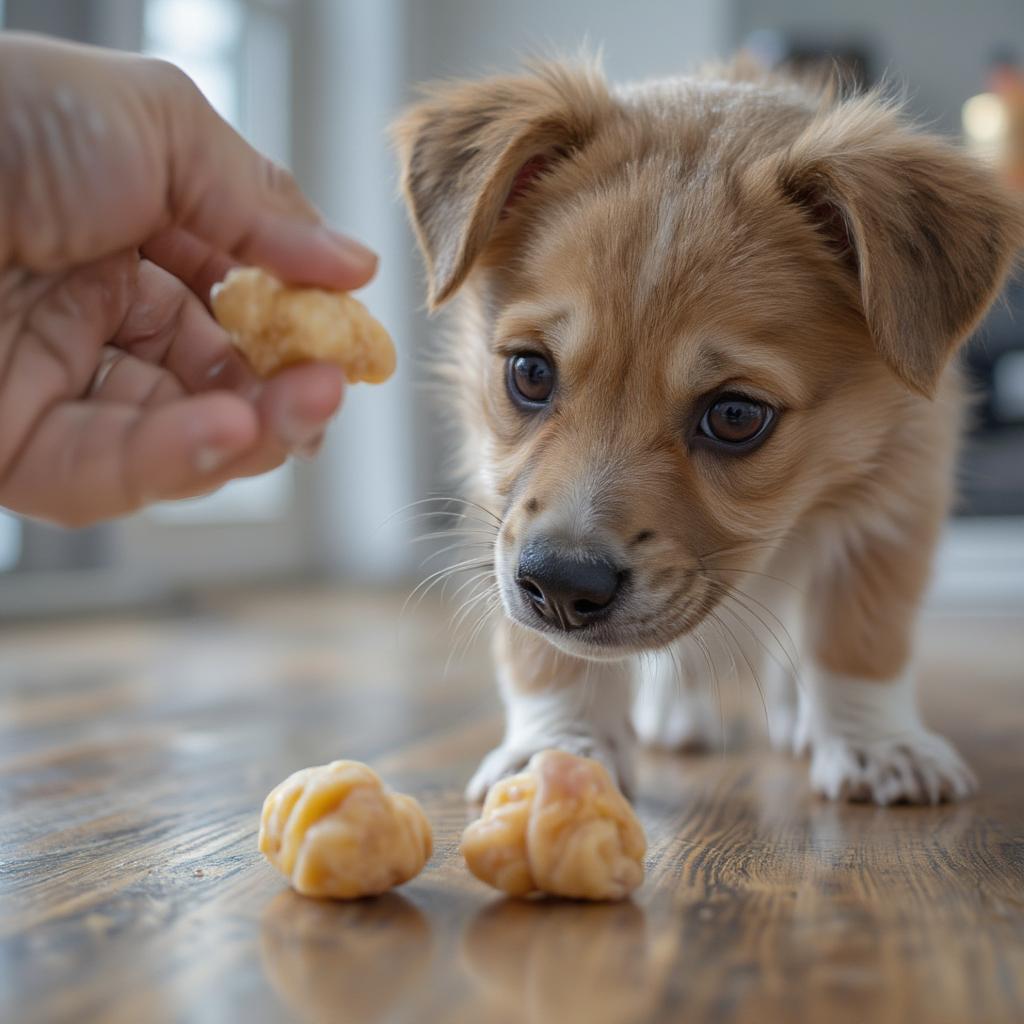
[1,589,1022,1024]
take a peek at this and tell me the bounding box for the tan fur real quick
[394,58,1024,800]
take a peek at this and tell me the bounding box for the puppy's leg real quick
[466,619,635,803]
[801,531,975,805]
[632,643,722,752]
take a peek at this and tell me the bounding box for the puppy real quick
[394,58,1023,805]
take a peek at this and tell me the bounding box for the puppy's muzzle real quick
[515,540,626,631]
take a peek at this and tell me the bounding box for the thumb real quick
[157,64,377,290]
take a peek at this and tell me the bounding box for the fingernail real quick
[207,357,229,381]
[207,355,263,405]
[294,431,325,462]
[279,402,329,450]
[322,228,378,272]
[194,445,237,475]
[282,422,325,451]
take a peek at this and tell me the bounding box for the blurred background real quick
[1,0,1022,617]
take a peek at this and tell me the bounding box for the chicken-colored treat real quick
[211,267,396,383]
[461,750,646,901]
[259,760,432,899]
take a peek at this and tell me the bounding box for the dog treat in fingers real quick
[211,267,396,383]
[461,750,646,901]
[259,760,432,899]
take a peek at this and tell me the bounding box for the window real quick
[144,0,243,126]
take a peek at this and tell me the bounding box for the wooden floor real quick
[1,587,1022,1024]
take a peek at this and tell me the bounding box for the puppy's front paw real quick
[809,729,976,805]
[466,733,635,804]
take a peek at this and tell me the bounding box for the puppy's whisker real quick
[398,510,501,532]
[385,505,501,548]
[458,502,503,528]
[447,568,497,606]
[573,658,595,723]
[699,532,791,566]
[447,594,502,678]
[668,643,688,713]
[416,493,503,526]
[449,592,494,648]
[690,625,725,755]
[447,569,495,609]
[411,529,498,545]
[547,648,576,700]
[717,588,800,687]
[697,566,805,594]
[467,597,502,649]
[451,579,500,634]
[408,556,493,600]
[444,592,498,678]
[701,533,788,557]
[402,557,494,618]
[710,604,772,740]
[703,577,801,678]
[703,609,738,706]
[418,538,495,557]
[450,576,498,634]
[393,505,496,522]
[384,493,502,523]
[450,585,496,634]
[418,541,495,570]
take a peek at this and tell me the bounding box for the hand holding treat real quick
[212,267,396,383]
[461,750,646,901]
[0,35,378,527]
[259,760,432,899]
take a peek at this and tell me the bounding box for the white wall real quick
[403,0,729,82]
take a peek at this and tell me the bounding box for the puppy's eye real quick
[507,354,555,407]
[698,395,774,449]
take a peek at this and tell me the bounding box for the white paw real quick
[809,729,977,805]
[633,667,721,753]
[465,731,635,804]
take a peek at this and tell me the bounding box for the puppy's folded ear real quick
[774,97,1024,395]
[393,62,613,308]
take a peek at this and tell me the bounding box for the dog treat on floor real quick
[211,267,396,383]
[461,750,646,901]
[259,760,432,899]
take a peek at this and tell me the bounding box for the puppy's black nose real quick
[516,542,624,630]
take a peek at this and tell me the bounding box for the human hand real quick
[0,32,377,527]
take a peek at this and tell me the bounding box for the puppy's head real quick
[395,61,1023,659]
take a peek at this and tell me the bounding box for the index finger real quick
[152,63,378,290]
